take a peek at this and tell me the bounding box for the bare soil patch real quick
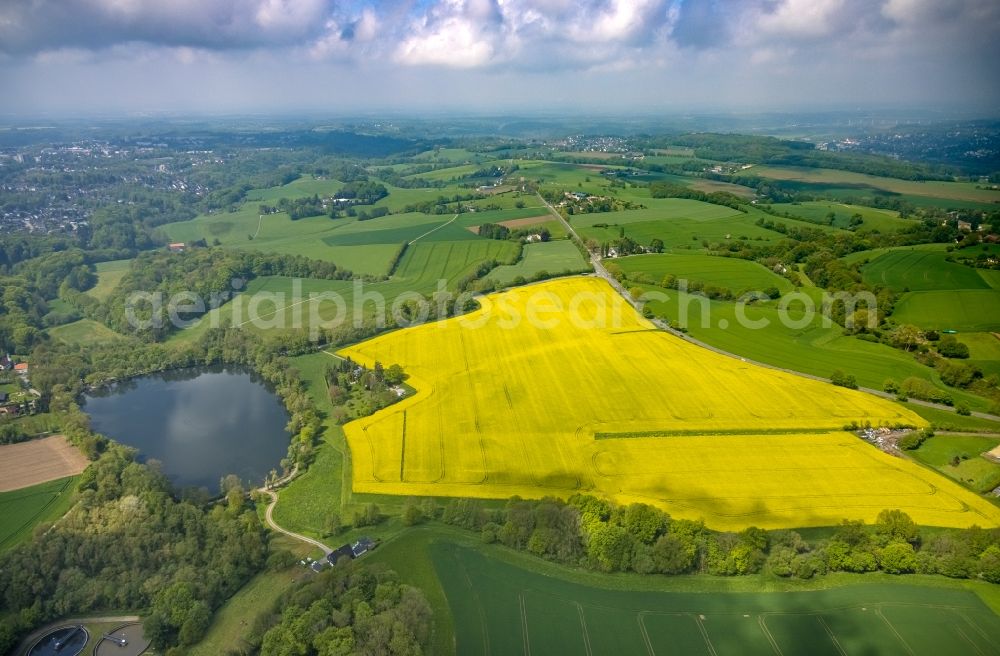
[468,215,550,235]
[499,215,551,229]
[0,436,89,492]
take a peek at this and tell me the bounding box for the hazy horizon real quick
[1,0,999,116]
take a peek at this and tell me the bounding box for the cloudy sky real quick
[0,0,997,116]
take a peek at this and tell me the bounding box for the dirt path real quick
[258,467,332,556]
[536,194,1000,424]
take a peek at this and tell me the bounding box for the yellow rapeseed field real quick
[340,277,1000,529]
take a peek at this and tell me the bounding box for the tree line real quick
[66,248,359,342]
[430,495,1000,582]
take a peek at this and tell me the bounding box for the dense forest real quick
[0,444,268,654]
[254,564,432,656]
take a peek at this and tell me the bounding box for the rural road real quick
[537,194,1000,423]
[13,616,140,656]
[258,469,333,555]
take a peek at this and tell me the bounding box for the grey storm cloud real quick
[0,0,997,114]
[0,0,339,53]
[0,0,997,66]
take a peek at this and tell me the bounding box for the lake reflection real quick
[84,366,290,491]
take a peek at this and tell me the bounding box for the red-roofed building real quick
[13,362,28,375]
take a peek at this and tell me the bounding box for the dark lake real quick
[83,366,290,491]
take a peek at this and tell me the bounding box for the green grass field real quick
[406,162,496,181]
[904,404,1000,433]
[160,171,515,276]
[270,428,349,539]
[772,201,914,232]
[0,476,78,552]
[245,175,344,202]
[454,206,548,224]
[626,171,758,198]
[432,541,1000,656]
[167,239,518,345]
[320,211,477,246]
[516,161,612,191]
[575,215,777,250]
[747,165,1000,206]
[86,259,132,300]
[188,564,308,656]
[615,253,793,294]
[488,240,590,285]
[412,147,479,163]
[961,332,1000,378]
[572,199,744,225]
[48,318,126,346]
[632,283,991,410]
[163,207,410,277]
[912,434,1000,494]
[861,246,996,292]
[271,351,422,539]
[893,290,1000,331]
[571,203,836,251]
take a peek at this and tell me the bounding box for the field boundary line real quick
[408,213,458,245]
[817,616,847,656]
[575,603,593,656]
[518,593,531,656]
[399,411,407,482]
[874,607,915,656]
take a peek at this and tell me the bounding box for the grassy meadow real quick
[86,259,131,300]
[893,290,1000,332]
[746,165,1000,207]
[632,282,991,410]
[771,201,914,232]
[912,434,1000,494]
[487,240,590,285]
[860,245,998,292]
[48,318,126,346]
[0,476,78,552]
[167,238,519,345]
[614,253,793,294]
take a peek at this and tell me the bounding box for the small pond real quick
[84,366,290,491]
